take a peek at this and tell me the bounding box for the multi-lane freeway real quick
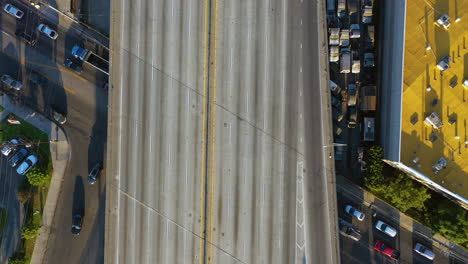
[106,0,339,264]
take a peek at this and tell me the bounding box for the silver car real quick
[414,243,435,260]
[3,4,24,19]
[1,139,19,156]
[1,74,22,90]
[375,220,397,237]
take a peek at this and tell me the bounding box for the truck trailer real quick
[71,45,109,75]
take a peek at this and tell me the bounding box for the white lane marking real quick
[299,114,302,119]
[301,19,303,25]
[244,165,247,185]
[187,89,190,112]
[133,198,136,264]
[165,220,169,264]
[262,183,265,205]
[185,164,189,189]
[149,135,152,153]
[230,46,234,71]
[228,190,231,217]
[246,91,249,114]
[168,143,171,166]
[243,240,246,258]
[227,122,232,144]
[146,210,150,264]
[300,43,302,49]
[300,67,302,73]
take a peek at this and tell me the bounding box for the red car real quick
[374,240,400,260]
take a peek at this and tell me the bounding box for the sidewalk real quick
[0,95,70,264]
[336,174,468,262]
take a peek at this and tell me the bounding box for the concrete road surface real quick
[106,0,339,264]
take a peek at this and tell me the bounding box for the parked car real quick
[87,163,102,184]
[375,220,397,237]
[51,107,67,124]
[71,214,83,235]
[1,74,22,90]
[16,31,37,46]
[64,58,83,74]
[8,148,28,167]
[1,139,19,156]
[38,24,58,40]
[364,53,375,67]
[374,240,400,260]
[3,4,24,19]
[338,219,361,241]
[414,243,435,260]
[345,205,365,221]
[332,96,342,109]
[16,154,38,175]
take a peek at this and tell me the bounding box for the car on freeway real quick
[38,24,58,40]
[71,214,83,235]
[414,243,435,260]
[345,205,365,221]
[87,163,102,184]
[16,154,38,175]
[375,220,397,237]
[8,148,29,167]
[64,58,83,74]
[1,75,22,90]
[374,240,400,261]
[338,219,361,241]
[3,4,24,19]
[1,139,19,156]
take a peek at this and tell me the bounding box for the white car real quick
[1,139,19,156]
[38,24,58,40]
[1,74,22,90]
[436,14,451,30]
[414,243,435,260]
[375,220,397,237]
[16,154,38,175]
[345,205,365,221]
[4,4,24,19]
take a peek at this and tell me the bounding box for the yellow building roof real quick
[402,0,468,197]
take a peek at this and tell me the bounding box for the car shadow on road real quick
[72,175,85,217]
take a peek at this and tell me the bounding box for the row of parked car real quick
[4,4,58,40]
[342,205,436,261]
[1,138,38,175]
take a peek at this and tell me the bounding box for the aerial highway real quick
[106,0,339,264]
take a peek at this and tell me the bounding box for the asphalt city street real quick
[0,1,108,263]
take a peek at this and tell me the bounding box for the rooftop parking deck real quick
[401,0,468,197]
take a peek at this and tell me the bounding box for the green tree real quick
[364,146,386,193]
[383,173,431,212]
[430,200,468,246]
[21,224,39,240]
[26,168,48,187]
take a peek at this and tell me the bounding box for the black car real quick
[8,148,28,167]
[64,58,83,74]
[87,163,102,184]
[338,218,362,241]
[71,214,83,235]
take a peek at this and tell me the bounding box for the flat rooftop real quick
[401,0,468,197]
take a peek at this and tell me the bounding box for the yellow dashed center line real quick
[0,49,92,95]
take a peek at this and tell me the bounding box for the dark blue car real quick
[8,148,28,167]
